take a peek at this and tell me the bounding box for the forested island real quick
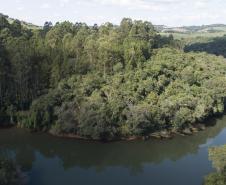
[1,13,226,142]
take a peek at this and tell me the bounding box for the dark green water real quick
[1,117,226,185]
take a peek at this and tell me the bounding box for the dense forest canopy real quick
[1,14,226,140]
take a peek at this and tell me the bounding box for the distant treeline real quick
[185,35,226,57]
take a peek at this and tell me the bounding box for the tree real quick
[204,145,226,185]
[43,21,53,34]
[11,20,22,37]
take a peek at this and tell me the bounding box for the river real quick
[1,116,226,185]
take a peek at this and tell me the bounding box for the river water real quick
[1,116,226,185]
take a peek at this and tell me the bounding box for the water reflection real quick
[0,116,226,185]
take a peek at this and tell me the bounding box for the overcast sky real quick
[0,0,226,26]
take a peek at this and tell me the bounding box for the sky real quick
[0,0,226,27]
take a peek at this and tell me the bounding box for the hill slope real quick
[0,13,41,29]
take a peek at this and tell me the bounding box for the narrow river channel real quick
[1,116,226,185]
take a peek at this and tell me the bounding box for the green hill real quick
[0,13,41,30]
[157,24,226,40]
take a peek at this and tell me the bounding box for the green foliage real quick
[20,48,226,140]
[1,15,226,140]
[78,93,118,140]
[209,146,226,172]
[185,35,226,57]
[204,145,226,185]
[204,172,226,185]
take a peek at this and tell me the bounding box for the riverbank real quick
[47,123,207,142]
[45,114,221,142]
[2,113,221,142]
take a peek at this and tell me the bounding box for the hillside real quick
[157,24,226,33]
[0,13,41,30]
[157,24,226,41]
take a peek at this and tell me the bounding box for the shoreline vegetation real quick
[0,121,207,141]
[13,118,209,142]
[0,121,208,142]
[204,145,226,185]
[1,14,226,141]
[48,124,206,141]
